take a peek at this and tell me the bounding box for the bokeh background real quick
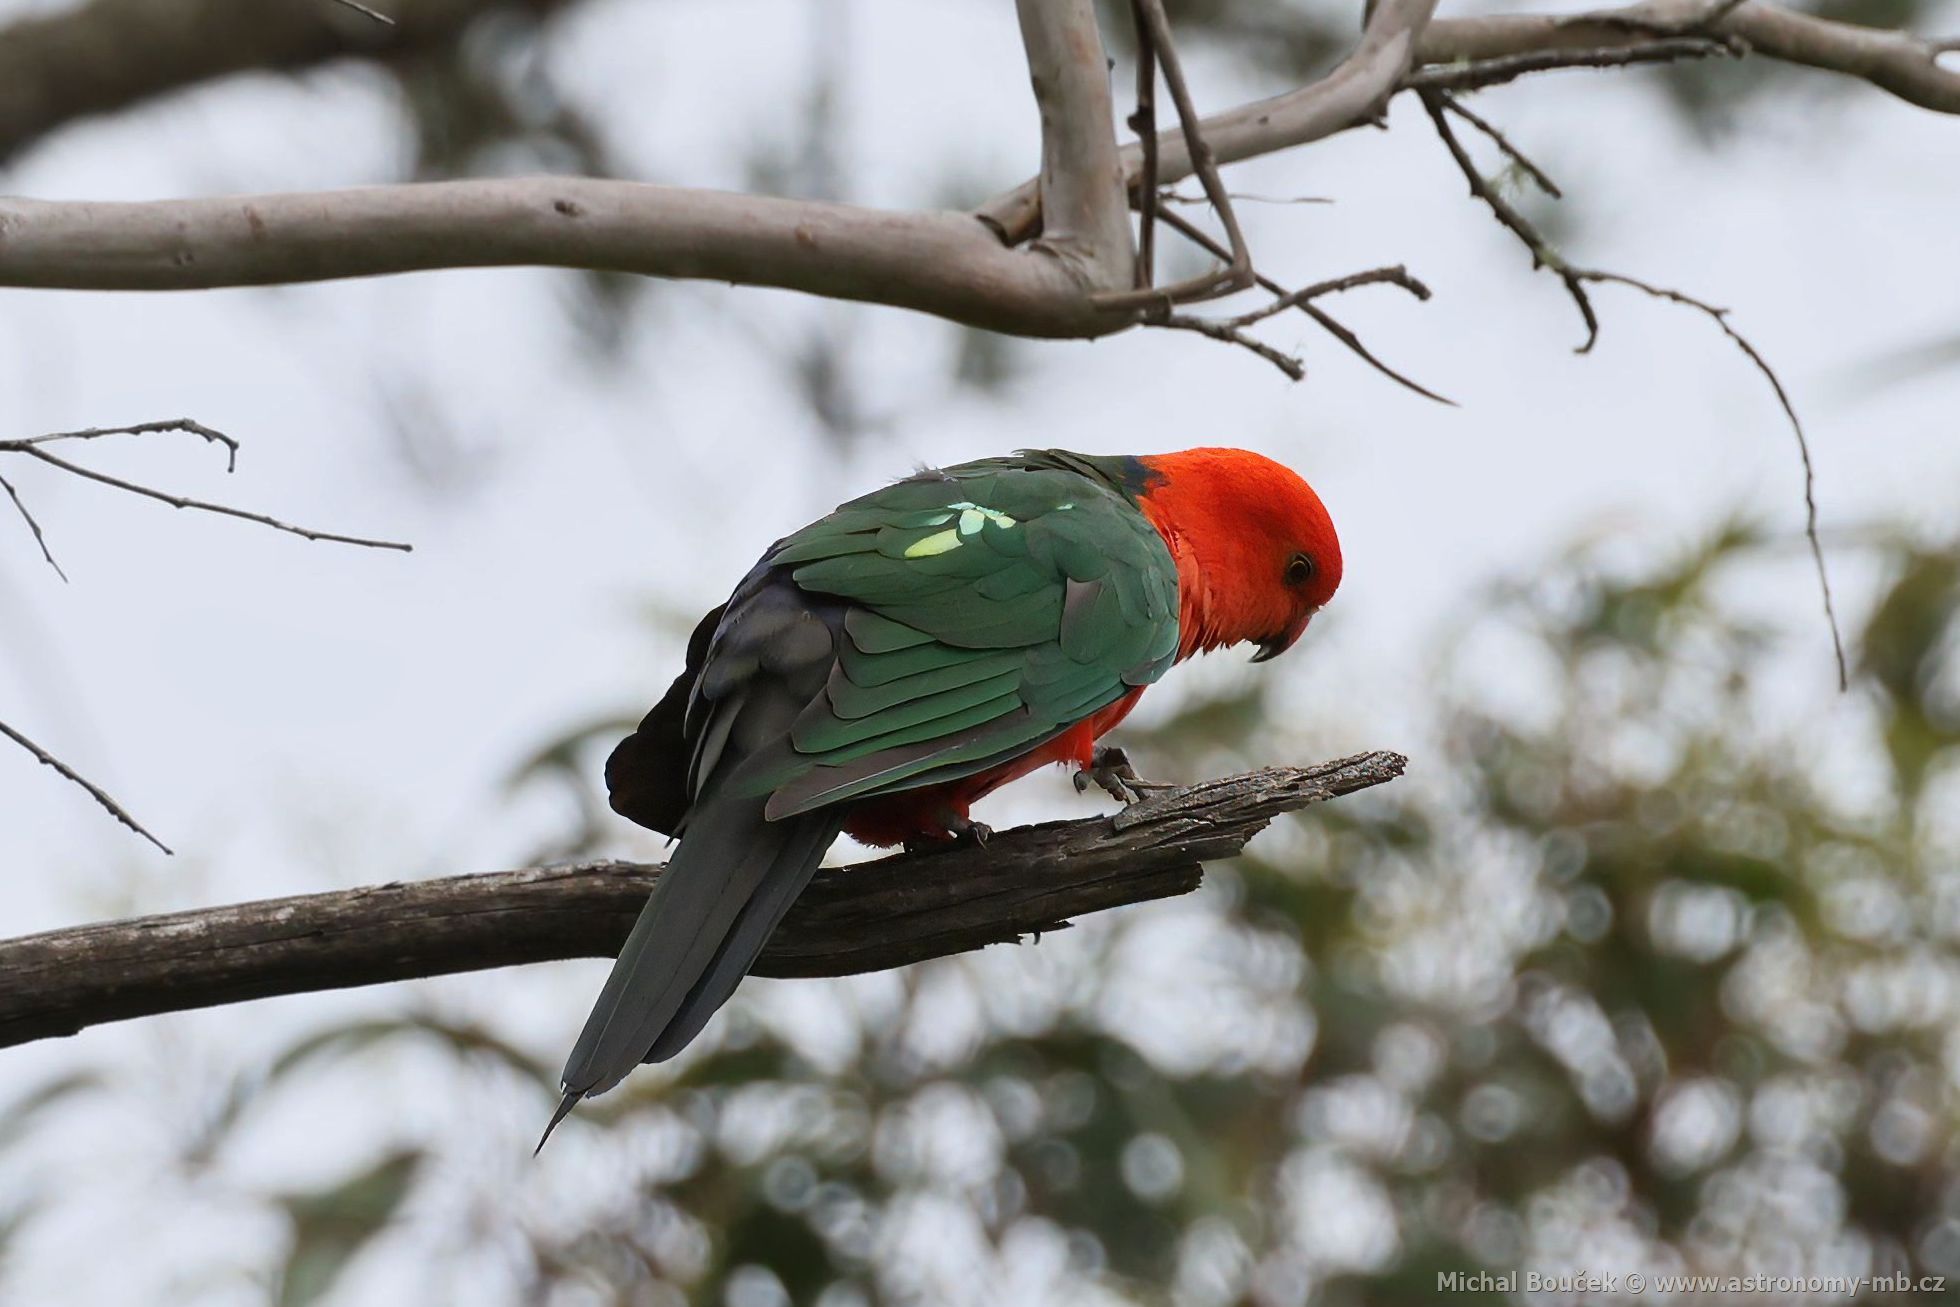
[2,0,1958,1302]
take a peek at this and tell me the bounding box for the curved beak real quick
[1250,609,1316,663]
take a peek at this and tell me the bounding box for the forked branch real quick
[1416,90,1848,686]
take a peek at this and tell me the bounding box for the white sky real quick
[0,1,1956,1293]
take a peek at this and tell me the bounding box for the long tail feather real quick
[556,794,840,1105]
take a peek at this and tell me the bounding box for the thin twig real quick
[0,474,65,581]
[1161,314,1306,379]
[1094,0,1254,313]
[326,0,396,26]
[0,429,412,552]
[1419,89,1600,349]
[1574,270,1847,688]
[0,718,169,854]
[1439,96,1562,198]
[1159,189,1333,207]
[19,418,240,470]
[1129,0,1159,291]
[1222,265,1433,330]
[1150,206,1455,403]
[1417,92,1847,688]
[1404,37,1738,93]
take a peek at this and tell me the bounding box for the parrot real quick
[541,446,1341,1146]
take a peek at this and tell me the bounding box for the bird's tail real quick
[548,794,841,1129]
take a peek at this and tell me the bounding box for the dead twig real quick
[1221,265,1433,330]
[1439,96,1562,198]
[1160,314,1307,380]
[0,473,65,581]
[1419,89,1601,347]
[1574,271,1847,687]
[0,417,411,849]
[1404,36,1739,94]
[1129,0,1160,291]
[0,717,169,854]
[0,420,411,552]
[1093,0,1254,313]
[326,0,396,25]
[1150,206,1455,403]
[1159,189,1333,207]
[1418,92,1847,688]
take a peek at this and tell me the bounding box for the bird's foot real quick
[901,811,992,854]
[1073,745,1175,805]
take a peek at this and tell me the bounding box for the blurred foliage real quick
[273,1151,421,1307]
[12,526,1957,1304]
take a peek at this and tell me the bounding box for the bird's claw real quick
[902,814,992,854]
[1074,745,1173,806]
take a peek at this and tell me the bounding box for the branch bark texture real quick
[0,753,1406,1049]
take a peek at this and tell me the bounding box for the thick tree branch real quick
[1014,0,1134,292]
[0,0,571,166]
[0,753,1406,1049]
[0,183,1125,338]
[981,0,1443,244]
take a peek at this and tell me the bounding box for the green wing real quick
[723,458,1180,820]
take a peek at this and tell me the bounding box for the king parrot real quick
[544,447,1342,1143]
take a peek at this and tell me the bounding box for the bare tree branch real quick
[1417,92,1849,688]
[0,473,66,581]
[0,718,169,854]
[1149,206,1454,404]
[0,419,413,846]
[1014,0,1134,293]
[0,420,410,552]
[0,184,1132,338]
[1576,272,1848,687]
[1405,35,1740,95]
[0,753,1407,1048]
[1417,2,1960,116]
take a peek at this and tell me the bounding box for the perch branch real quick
[0,753,1407,1049]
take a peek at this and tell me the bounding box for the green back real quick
[727,451,1181,818]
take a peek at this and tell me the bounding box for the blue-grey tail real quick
[540,794,840,1150]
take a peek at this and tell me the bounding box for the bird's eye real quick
[1284,553,1315,587]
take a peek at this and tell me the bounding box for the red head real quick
[1134,448,1343,662]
